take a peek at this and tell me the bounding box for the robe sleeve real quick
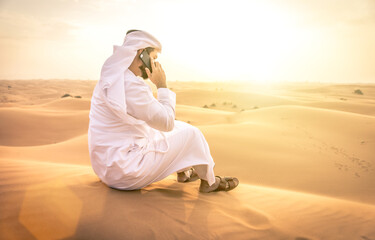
[125,80,176,132]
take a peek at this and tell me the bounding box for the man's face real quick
[139,49,158,80]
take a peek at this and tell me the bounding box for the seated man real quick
[88,29,239,193]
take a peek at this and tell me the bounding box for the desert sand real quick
[0,79,374,240]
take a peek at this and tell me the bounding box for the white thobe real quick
[88,69,216,190]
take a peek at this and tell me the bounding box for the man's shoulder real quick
[124,70,152,94]
[124,70,147,85]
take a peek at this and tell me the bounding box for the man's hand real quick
[145,57,167,89]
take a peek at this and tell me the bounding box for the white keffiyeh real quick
[98,30,162,123]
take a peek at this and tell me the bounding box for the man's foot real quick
[177,168,199,183]
[199,176,239,193]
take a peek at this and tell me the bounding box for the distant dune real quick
[0,80,374,239]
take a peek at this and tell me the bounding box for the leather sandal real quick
[213,176,239,192]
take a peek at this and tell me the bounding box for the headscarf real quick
[98,30,162,122]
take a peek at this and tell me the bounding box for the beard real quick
[139,65,149,80]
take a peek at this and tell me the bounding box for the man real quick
[88,29,239,193]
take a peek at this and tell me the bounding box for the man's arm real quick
[125,80,176,132]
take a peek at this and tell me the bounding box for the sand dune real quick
[0,80,374,239]
[40,98,92,111]
[307,101,375,116]
[0,135,90,165]
[0,107,89,146]
[175,89,301,111]
[176,105,231,125]
[1,158,374,240]
[201,106,375,204]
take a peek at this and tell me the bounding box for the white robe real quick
[88,69,216,190]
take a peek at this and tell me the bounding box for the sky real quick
[0,0,374,83]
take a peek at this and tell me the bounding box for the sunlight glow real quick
[157,1,319,83]
[0,0,374,83]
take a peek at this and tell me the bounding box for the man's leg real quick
[150,121,239,192]
[177,167,193,182]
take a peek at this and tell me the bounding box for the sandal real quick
[177,168,199,183]
[199,176,239,193]
[213,176,239,192]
